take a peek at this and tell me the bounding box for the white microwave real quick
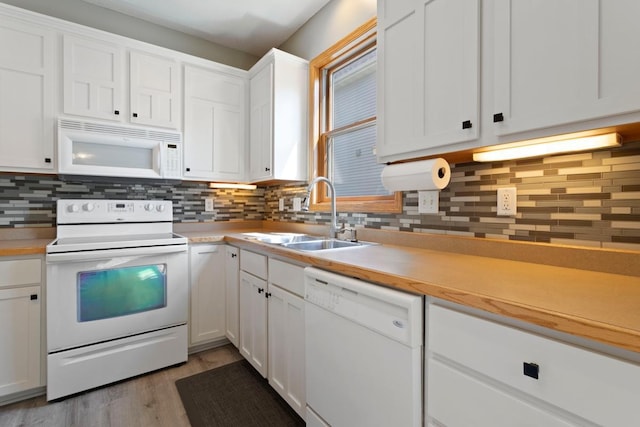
[57,118,182,180]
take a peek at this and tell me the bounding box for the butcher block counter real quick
[3,224,639,354]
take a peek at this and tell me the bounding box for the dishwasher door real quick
[304,267,423,427]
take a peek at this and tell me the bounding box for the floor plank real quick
[0,344,243,427]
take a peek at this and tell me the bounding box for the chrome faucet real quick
[301,176,339,238]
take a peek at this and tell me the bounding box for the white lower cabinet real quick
[267,259,305,419]
[224,245,240,347]
[188,244,226,347]
[239,269,268,377]
[237,250,306,419]
[0,257,43,399]
[426,303,640,426]
[239,249,269,376]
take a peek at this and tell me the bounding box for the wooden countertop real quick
[0,238,50,256]
[3,227,638,354]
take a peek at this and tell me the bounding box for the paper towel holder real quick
[380,158,451,192]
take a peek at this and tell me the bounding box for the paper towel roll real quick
[380,158,451,191]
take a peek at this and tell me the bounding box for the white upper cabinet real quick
[63,35,124,122]
[491,0,640,136]
[183,64,247,181]
[377,0,480,163]
[0,15,54,172]
[377,0,640,163]
[130,50,180,129]
[62,37,181,129]
[249,48,308,183]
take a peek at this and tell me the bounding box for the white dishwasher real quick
[304,267,424,427]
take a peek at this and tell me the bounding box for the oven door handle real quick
[46,244,188,263]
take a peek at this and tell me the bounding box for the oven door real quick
[46,245,188,352]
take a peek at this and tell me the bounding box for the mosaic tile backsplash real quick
[1,141,639,251]
[264,141,640,251]
[0,176,264,227]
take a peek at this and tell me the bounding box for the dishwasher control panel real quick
[304,267,423,347]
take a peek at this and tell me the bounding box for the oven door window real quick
[77,264,167,322]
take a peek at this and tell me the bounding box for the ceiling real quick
[79,0,331,57]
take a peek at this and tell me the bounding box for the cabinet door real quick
[249,62,273,181]
[268,284,305,419]
[225,246,240,348]
[0,18,54,172]
[130,51,180,129]
[189,245,226,346]
[377,0,479,163]
[239,271,268,377]
[63,35,124,122]
[492,0,610,136]
[0,286,41,396]
[184,65,246,181]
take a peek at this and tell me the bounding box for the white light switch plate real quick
[293,197,302,211]
[418,191,439,214]
[497,187,517,216]
[204,198,214,212]
[278,198,285,211]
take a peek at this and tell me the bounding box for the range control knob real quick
[144,203,155,212]
[156,204,166,212]
[67,204,79,213]
[82,202,95,212]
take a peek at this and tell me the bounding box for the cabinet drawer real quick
[0,258,41,289]
[240,250,267,279]
[428,304,640,426]
[268,258,304,297]
[427,358,574,427]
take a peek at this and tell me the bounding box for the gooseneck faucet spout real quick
[301,176,339,238]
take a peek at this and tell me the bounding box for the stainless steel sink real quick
[280,239,373,251]
[243,232,375,252]
[242,232,321,244]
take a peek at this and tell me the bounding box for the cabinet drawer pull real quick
[133,113,138,118]
[30,294,38,300]
[114,110,120,115]
[462,120,472,129]
[493,112,504,123]
[523,362,539,379]
[185,167,191,172]
[44,158,51,163]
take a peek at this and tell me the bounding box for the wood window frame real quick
[308,17,402,214]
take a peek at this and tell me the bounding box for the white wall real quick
[0,0,258,69]
[278,0,376,60]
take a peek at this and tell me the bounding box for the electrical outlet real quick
[204,198,214,212]
[497,187,517,216]
[292,197,302,211]
[278,198,285,211]
[418,190,439,214]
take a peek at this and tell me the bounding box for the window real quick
[309,18,401,213]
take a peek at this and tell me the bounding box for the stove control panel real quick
[57,199,173,224]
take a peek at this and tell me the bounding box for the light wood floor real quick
[0,344,243,427]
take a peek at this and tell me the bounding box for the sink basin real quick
[242,232,321,244]
[280,239,373,251]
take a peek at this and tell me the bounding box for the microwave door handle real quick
[156,144,163,177]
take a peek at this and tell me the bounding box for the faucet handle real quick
[337,223,357,242]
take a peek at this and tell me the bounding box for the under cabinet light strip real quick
[209,183,257,190]
[473,133,621,162]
